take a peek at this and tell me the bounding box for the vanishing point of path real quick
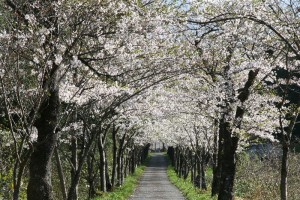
[130,152,186,200]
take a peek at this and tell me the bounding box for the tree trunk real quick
[98,135,106,192]
[54,147,67,200]
[201,152,207,190]
[218,122,239,200]
[13,152,30,200]
[87,147,96,199]
[217,69,259,200]
[105,153,112,192]
[190,150,195,184]
[195,152,201,188]
[280,144,288,200]
[117,134,126,186]
[211,118,219,196]
[70,137,78,200]
[27,72,59,200]
[280,107,298,200]
[111,128,117,188]
[111,124,120,189]
[67,131,96,200]
[212,116,224,197]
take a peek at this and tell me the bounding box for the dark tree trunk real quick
[70,137,78,200]
[217,69,259,200]
[175,148,180,174]
[212,116,224,196]
[167,146,175,166]
[280,144,288,200]
[111,124,120,189]
[117,134,126,186]
[280,108,298,200]
[218,130,238,200]
[190,150,195,184]
[211,118,219,196]
[111,129,117,188]
[131,148,136,174]
[105,153,112,192]
[195,151,201,188]
[201,152,207,190]
[67,132,96,200]
[27,71,59,200]
[54,147,67,200]
[87,146,97,199]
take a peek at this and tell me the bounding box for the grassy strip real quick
[93,165,145,200]
[167,165,217,200]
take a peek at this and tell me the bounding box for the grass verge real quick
[167,165,217,200]
[93,165,145,200]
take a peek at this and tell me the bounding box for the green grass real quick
[93,165,145,200]
[167,166,217,200]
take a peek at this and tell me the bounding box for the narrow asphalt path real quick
[129,153,185,200]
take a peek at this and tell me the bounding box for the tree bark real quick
[218,122,239,200]
[27,71,60,200]
[70,137,78,200]
[105,153,112,191]
[111,127,117,188]
[117,134,126,186]
[54,147,67,200]
[87,146,97,199]
[280,107,299,200]
[201,152,207,190]
[98,135,106,192]
[13,151,30,200]
[280,144,288,200]
[212,116,224,196]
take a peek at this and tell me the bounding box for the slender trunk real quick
[117,134,126,186]
[280,144,289,200]
[105,153,112,192]
[67,131,96,200]
[131,148,136,174]
[54,147,67,200]
[124,154,129,177]
[98,135,106,192]
[120,155,125,184]
[27,71,59,200]
[212,116,224,196]
[211,118,219,196]
[191,151,196,184]
[178,153,183,178]
[195,152,201,188]
[111,125,118,188]
[70,137,78,200]
[13,152,30,200]
[117,154,122,186]
[280,108,298,200]
[201,152,207,190]
[87,147,96,199]
[111,129,117,188]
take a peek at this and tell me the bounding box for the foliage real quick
[235,152,300,200]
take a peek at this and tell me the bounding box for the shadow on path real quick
[129,153,185,200]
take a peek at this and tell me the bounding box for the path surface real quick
[130,153,185,200]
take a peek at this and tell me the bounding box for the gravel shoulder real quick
[129,152,185,200]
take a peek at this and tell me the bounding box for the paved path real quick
[129,153,185,200]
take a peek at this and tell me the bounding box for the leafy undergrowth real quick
[167,165,217,200]
[93,165,145,200]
